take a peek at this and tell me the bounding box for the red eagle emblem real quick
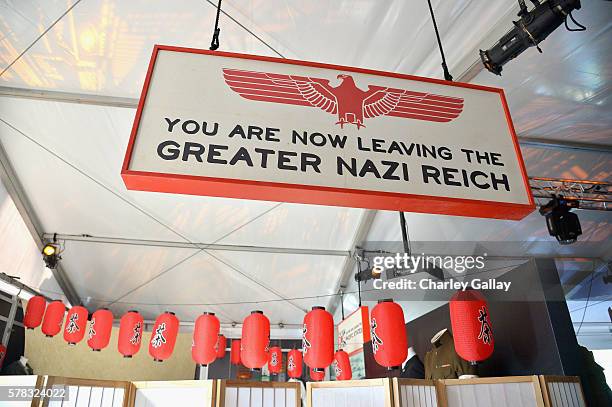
[223,68,464,129]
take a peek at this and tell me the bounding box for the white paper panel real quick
[251,388,263,407]
[63,385,79,407]
[225,387,239,407]
[238,387,251,407]
[547,381,586,407]
[135,386,212,407]
[223,385,297,407]
[445,381,538,407]
[75,386,92,407]
[399,384,437,407]
[311,385,385,407]
[112,388,125,407]
[101,388,115,407]
[263,388,275,407]
[89,387,103,406]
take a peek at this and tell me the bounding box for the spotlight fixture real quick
[354,267,381,282]
[42,235,62,269]
[480,0,583,75]
[539,195,581,244]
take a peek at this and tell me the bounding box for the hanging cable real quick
[209,0,223,50]
[426,0,453,81]
[340,290,345,320]
[399,212,411,256]
[564,12,586,32]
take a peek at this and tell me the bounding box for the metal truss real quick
[530,177,611,211]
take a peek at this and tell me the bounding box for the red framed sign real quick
[122,45,534,219]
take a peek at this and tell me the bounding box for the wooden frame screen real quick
[306,378,393,407]
[216,380,300,407]
[129,380,215,407]
[392,378,439,407]
[539,376,586,407]
[440,376,545,407]
[42,376,131,407]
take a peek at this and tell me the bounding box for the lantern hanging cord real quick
[209,0,222,50]
[426,0,453,81]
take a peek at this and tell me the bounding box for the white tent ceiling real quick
[0,1,610,333]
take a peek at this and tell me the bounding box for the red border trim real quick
[121,45,535,220]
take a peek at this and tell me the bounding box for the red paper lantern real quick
[371,299,408,369]
[287,349,303,378]
[310,367,325,381]
[216,334,227,359]
[303,306,334,372]
[118,310,144,358]
[192,312,220,366]
[88,308,113,351]
[41,300,65,337]
[149,311,179,362]
[63,306,88,345]
[268,346,282,375]
[24,295,46,329]
[241,311,270,370]
[450,289,494,363]
[333,350,352,380]
[230,339,241,365]
[0,344,6,370]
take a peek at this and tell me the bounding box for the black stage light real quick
[539,196,582,244]
[480,0,583,75]
[42,242,61,269]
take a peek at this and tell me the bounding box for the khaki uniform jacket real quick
[424,330,476,380]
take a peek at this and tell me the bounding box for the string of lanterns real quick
[23,290,494,378]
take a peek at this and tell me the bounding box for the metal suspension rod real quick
[426,0,453,81]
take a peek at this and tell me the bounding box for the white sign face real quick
[122,46,534,219]
[337,306,369,356]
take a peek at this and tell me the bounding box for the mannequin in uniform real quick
[400,347,425,379]
[424,329,476,380]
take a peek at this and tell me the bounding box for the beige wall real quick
[25,326,196,381]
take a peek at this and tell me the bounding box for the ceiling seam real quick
[0,0,84,78]
[102,202,283,307]
[0,117,303,311]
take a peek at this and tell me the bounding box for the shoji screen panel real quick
[539,376,586,407]
[130,380,214,407]
[441,376,545,407]
[307,379,393,407]
[0,375,44,407]
[43,377,131,407]
[392,379,439,407]
[216,381,299,407]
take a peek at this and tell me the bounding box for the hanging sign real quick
[122,45,534,219]
[337,306,370,379]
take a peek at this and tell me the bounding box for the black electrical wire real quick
[564,12,586,32]
[399,212,411,256]
[426,0,453,81]
[569,296,611,314]
[576,267,596,335]
[209,0,222,50]
[203,0,286,58]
